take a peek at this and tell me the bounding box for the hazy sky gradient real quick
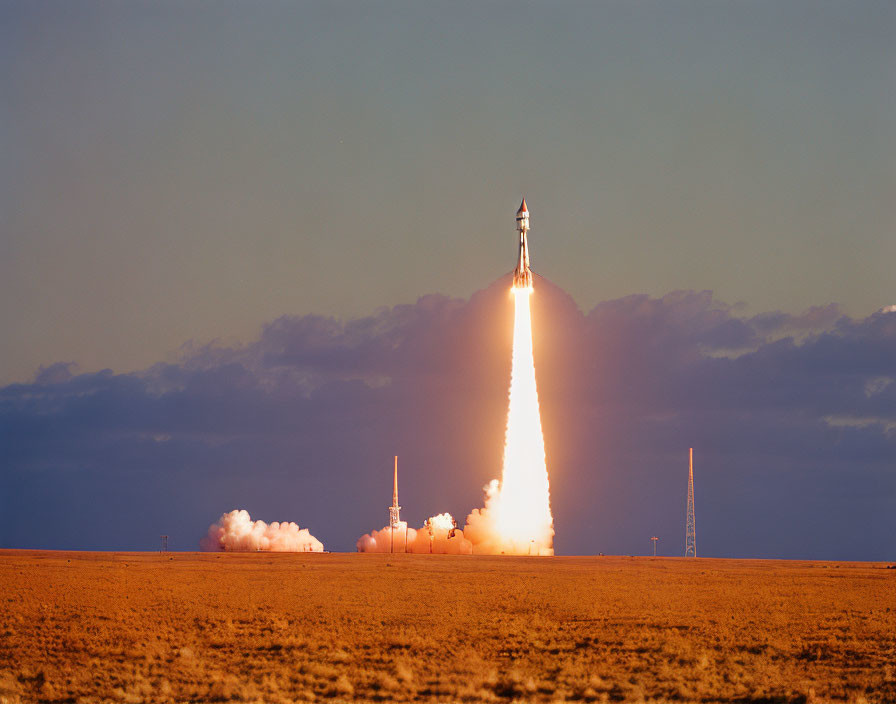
[2,1,894,383]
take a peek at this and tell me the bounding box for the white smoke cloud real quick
[462,480,514,555]
[200,509,324,552]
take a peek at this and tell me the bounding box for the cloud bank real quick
[1,277,894,559]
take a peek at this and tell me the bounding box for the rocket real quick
[513,198,533,289]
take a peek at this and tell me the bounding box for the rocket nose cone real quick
[517,198,528,214]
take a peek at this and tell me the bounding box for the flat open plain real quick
[0,551,893,703]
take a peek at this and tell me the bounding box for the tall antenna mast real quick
[389,457,401,520]
[685,448,696,557]
[388,456,401,553]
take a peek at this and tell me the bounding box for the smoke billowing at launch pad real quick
[203,201,555,555]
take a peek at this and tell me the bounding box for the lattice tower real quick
[685,448,696,557]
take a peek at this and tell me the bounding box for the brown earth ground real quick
[0,551,894,704]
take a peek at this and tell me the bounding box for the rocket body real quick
[513,198,533,289]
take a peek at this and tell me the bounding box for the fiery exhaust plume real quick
[487,285,554,554]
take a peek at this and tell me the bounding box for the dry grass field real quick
[0,551,893,704]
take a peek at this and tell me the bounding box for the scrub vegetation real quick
[0,551,893,703]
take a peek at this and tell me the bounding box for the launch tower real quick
[389,455,401,528]
[685,448,696,557]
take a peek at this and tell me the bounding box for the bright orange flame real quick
[492,285,554,555]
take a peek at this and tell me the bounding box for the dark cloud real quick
[1,280,893,559]
[749,303,845,337]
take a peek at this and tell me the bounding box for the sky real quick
[2,1,895,384]
[1,2,894,558]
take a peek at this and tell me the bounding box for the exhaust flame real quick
[490,285,553,554]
